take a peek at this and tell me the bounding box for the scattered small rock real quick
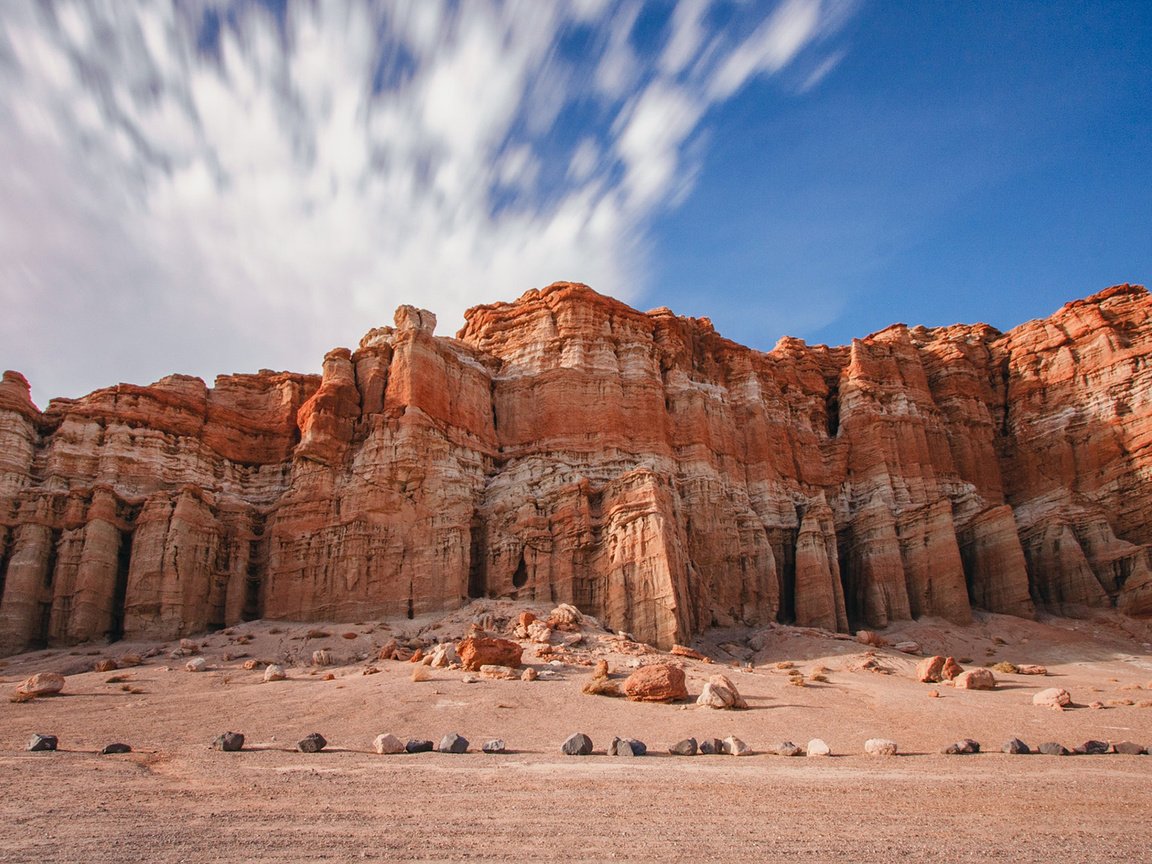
[722,736,752,756]
[405,739,434,754]
[101,743,132,755]
[561,732,594,756]
[1074,740,1110,755]
[482,739,507,754]
[806,739,831,757]
[311,649,332,667]
[864,738,898,756]
[763,741,802,757]
[608,737,647,757]
[373,734,405,755]
[27,734,58,752]
[1033,687,1072,709]
[410,665,431,682]
[671,644,708,661]
[1089,700,1105,710]
[521,667,538,682]
[297,732,327,753]
[439,733,469,754]
[669,737,698,756]
[943,739,981,755]
[461,674,480,684]
[892,640,921,655]
[93,658,118,673]
[1015,664,1047,676]
[479,664,519,680]
[1037,741,1070,756]
[263,664,286,682]
[1002,737,1031,755]
[212,732,245,752]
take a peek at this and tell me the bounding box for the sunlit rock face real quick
[1,282,1149,653]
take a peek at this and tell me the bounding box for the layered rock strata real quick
[1,282,1150,653]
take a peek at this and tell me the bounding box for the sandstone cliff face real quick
[2,283,1149,653]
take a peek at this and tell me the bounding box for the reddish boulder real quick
[456,637,523,672]
[622,663,688,703]
[941,657,964,680]
[953,668,997,690]
[917,656,947,683]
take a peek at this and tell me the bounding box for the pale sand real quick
[2,606,1151,863]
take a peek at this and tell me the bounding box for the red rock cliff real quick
[1,283,1149,653]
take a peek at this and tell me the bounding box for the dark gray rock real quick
[1038,741,1070,756]
[1002,738,1031,755]
[561,732,593,756]
[1074,740,1110,755]
[699,737,724,755]
[405,739,434,753]
[1113,741,1145,755]
[438,733,469,754]
[943,739,981,755]
[669,737,698,756]
[101,743,132,754]
[608,737,646,757]
[212,732,245,752]
[482,739,506,754]
[297,732,327,753]
[27,734,58,752]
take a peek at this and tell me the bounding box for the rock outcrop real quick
[2,282,1151,654]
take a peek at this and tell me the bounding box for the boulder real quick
[893,641,921,655]
[941,657,964,680]
[622,664,688,703]
[1037,741,1070,756]
[405,739,434,753]
[1074,740,1110,755]
[185,657,207,673]
[806,739,831,757]
[427,643,460,668]
[16,672,65,697]
[699,738,724,755]
[479,664,520,680]
[373,734,405,755]
[916,656,947,683]
[669,738,698,756]
[101,743,132,754]
[482,739,507,754]
[311,649,332,666]
[263,664,287,682]
[1033,688,1072,709]
[943,738,981,755]
[765,741,803,757]
[547,604,583,630]
[695,674,747,710]
[212,732,245,752]
[1113,741,1145,755]
[608,737,647,757]
[1002,737,1031,754]
[722,736,752,756]
[521,668,538,682]
[297,732,327,753]
[27,734,58,752]
[1015,664,1047,676]
[457,637,523,671]
[864,738,898,756]
[561,733,593,756]
[953,669,997,690]
[671,645,708,661]
[438,733,469,754]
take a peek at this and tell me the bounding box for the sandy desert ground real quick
[2,603,1152,863]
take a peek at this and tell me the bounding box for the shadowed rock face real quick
[1,282,1150,653]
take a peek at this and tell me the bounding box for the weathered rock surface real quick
[3,282,1151,654]
[695,673,748,709]
[213,732,245,752]
[561,732,593,756]
[1033,688,1073,709]
[457,638,522,672]
[15,672,65,697]
[622,664,688,702]
[297,733,327,753]
[27,733,58,752]
[953,669,997,690]
[864,738,898,756]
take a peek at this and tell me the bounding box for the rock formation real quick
[1,282,1150,654]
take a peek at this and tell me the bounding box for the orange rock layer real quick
[2,283,1150,653]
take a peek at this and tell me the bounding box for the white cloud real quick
[0,0,855,406]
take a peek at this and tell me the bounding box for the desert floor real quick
[2,604,1151,863]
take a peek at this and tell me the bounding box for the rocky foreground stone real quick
[2,282,1151,655]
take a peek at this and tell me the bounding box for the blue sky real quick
[1,1,1148,405]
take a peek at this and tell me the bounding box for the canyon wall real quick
[1,282,1149,653]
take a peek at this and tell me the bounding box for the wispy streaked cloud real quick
[0,0,855,404]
